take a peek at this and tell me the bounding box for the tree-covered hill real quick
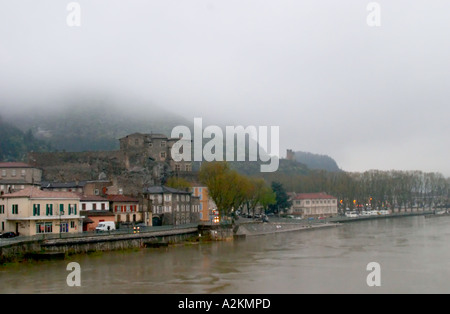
[0,115,52,161]
[3,93,190,152]
[294,151,341,172]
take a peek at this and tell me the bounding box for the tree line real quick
[262,169,450,210]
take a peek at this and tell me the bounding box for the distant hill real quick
[0,115,52,161]
[293,151,341,172]
[3,93,190,152]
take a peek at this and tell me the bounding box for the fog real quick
[1,0,449,175]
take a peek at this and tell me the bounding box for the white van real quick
[96,221,116,232]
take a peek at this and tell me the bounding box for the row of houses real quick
[0,162,216,236]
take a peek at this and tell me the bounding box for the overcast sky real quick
[1,0,450,175]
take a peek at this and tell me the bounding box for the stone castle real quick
[28,132,195,196]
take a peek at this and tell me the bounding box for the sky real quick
[1,0,450,175]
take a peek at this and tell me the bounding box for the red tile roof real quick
[0,162,33,168]
[2,186,80,199]
[291,192,336,200]
[106,195,139,202]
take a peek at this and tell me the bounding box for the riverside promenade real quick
[0,210,438,263]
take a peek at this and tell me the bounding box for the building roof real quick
[0,162,34,168]
[0,180,39,185]
[119,133,168,140]
[143,185,191,194]
[291,192,337,200]
[41,181,87,189]
[79,195,109,202]
[80,210,115,217]
[2,186,80,199]
[106,194,139,202]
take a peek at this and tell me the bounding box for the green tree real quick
[199,161,250,221]
[269,181,292,214]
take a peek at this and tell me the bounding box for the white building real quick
[289,192,338,218]
[79,195,110,211]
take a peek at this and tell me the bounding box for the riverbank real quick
[235,221,340,237]
[0,210,439,264]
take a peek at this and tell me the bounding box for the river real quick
[1,215,450,294]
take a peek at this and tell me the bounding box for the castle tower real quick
[286,149,295,161]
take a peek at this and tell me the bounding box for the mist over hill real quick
[294,151,341,172]
[0,115,52,161]
[1,92,342,178]
[2,92,190,152]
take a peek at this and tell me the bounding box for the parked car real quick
[0,232,17,238]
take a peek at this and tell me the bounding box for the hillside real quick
[0,115,52,161]
[3,93,190,152]
[294,151,341,172]
[1,93,337,179]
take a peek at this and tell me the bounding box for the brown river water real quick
[1,215,450,294]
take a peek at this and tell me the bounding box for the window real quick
[92,203,97,210]
[60,223,69,233]
[21,169,26,177]
[70,221,75,228]
[1,170,5,177]
[82,203,86,210]
[59,204,64,215]
[11,170,16,177]
[102,203,106,210]
[46,204,53,216]
[175,164,181,172]
[0,185,4,191]
[94,189,99,196]
[186,195,190,202]
[12,204,19,215]
[36,222,53,234]
[160,152,166,159]
[0,205,4,214]
[185,164,192,172]
[161,141,166,147]
[164,194,171,202]
[181,195,185,202]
